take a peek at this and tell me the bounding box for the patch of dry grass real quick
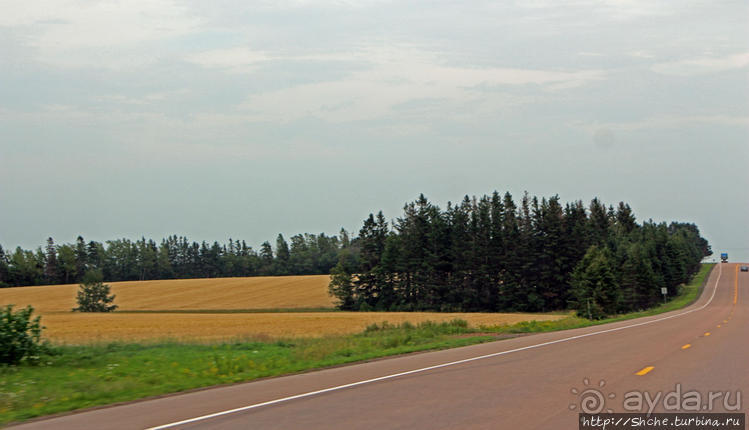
[39,312,564,344]
[0,275,335,313]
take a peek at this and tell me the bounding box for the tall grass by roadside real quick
[0,320,494,426]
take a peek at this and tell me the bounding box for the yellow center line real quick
[717,324,722,328]
[681,344,691,350]
[724,320,729,323]
[636,366,655,376]
[704,332,711,337]
[734,264,738,305]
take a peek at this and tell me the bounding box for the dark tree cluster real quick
[329,193,711,317]
[0,231,356,287]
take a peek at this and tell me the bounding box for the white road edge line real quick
[146,264,723,429]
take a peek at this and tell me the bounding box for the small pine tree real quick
[73,270,118,312]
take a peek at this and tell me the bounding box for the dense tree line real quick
[1,191,711,318]
[0,231,356,287]
[329,193,711,317]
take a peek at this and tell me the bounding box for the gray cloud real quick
[1,0,748,261]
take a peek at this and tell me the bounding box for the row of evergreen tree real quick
[0,231,356,287]
[329,193,711,317]
[0,192,711,318]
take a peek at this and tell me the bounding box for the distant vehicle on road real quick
[741,266,748,272]
[721,253,728,263]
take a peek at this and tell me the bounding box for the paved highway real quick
[13,263,746,429]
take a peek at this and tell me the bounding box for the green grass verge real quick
[0,320,497,426]
[0,264,715,427]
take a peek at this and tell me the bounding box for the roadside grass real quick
[0,264,714,427]
[0,320,496,426]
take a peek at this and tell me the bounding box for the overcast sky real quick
[1,0,747,261]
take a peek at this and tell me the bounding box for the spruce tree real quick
[447,197,473,309]
[328,262,356,310]
[275,234,290,262]
[44,237,58,284]
[74,236,88,282]
[498,192,523,311]
[589,198,610,246]
[73,270,117,312]
[570,246,620,319]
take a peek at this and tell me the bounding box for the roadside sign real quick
[661,287,667,295]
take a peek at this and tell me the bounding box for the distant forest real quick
[329,193,711,317]
[0,231,354,288]
[1,191,710,318]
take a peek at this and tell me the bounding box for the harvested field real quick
[1,276,565,344]
[0,275,335,313]
[39,312,565,344]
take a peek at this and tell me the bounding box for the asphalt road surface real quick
[13,263,747,429]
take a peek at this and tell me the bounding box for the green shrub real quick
[0,305,46,365]
[73,270,117,312]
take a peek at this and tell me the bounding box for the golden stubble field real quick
[0,275,336,313]
[0,276,564,344]
[39,312,563,344]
